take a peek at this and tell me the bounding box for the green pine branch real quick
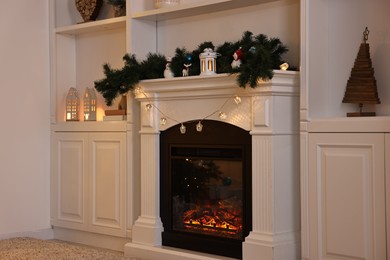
[94,31,292,106]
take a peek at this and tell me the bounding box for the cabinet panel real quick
[308,133,386,260]
[58,141,85,222]
[89,133,126,236]
[51,132,126,237]
[52,133,88,230]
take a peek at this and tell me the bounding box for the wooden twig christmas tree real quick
[342,27,380,116]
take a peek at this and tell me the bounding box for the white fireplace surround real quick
[124,71,300,260]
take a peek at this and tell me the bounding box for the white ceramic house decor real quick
[199,48,217,76]
[83,87,97,121]
[66,87,80,121]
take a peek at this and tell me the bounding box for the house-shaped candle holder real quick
[66,87,80,121]
[83,87,97,121]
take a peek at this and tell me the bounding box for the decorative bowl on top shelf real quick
[75,0,103,22]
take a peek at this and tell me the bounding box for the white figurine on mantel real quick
[231,47,243,69]
[164,56,174,78]
[182,63,192,77]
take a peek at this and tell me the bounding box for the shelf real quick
[52,121,127,132]
[55,16,126,35]
[132,0,278,21]
[137,70,299,100]
[307,117,390,133]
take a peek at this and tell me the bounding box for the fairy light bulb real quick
[160,117,167,125]
[280,62,289,71]
[234,95,242,105]
[196,121,203,132]
[134,87,141,95]
[180,124,186,134]
[219,112,227,119]
[145,103,152,110]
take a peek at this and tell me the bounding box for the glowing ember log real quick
[182,201,243,238]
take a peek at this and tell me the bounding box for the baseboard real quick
[0,228,54,240]
[53,227,130,252]
[124,243,238,260]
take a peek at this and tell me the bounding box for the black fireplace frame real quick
[160,120,252,259]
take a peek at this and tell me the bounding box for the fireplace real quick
[160,120,252,259]
[125,72,300,260]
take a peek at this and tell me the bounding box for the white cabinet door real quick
[308,133,386,260]
[51,132,126,237]
[51,133,89,231]
[88,133,126,237]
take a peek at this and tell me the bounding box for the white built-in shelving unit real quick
[49,0,302,256]
[49,0,390,258]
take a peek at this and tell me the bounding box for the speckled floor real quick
[0,237,141,260]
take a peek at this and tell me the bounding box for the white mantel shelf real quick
[136,70,299,100]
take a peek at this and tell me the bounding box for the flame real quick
[182,203,243,239]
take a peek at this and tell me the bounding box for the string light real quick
[180,124,186,134]
[196,121,203,132]
[136,87,242,134]
[134,87,141,95]
[218,112,227,119]
[234,95,242,105]
[280,62,289,71]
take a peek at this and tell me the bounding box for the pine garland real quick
[140,53,166,80]
[94,31,290,106]
[94,54,140,106]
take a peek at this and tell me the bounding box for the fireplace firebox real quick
[160,120,252,259]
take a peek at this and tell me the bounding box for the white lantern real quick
[199,48,217,76]
[66,87,80,121]
[83,87,97,121]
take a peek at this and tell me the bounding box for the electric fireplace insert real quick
[160,120,252,259]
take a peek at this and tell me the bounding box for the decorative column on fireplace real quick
[125,71,300,260]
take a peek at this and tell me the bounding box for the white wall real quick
[0,1,51,238]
